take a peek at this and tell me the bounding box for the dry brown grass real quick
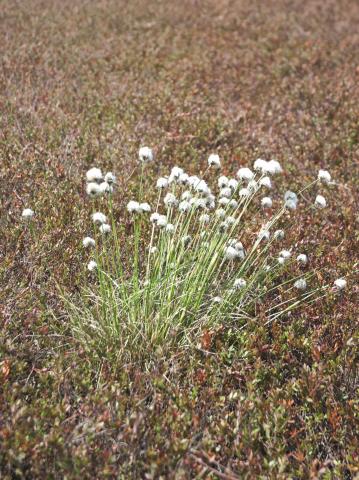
[1,0,358,478]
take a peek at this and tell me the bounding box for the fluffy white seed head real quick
[208,153,221,168]
[178,173,189,184]
[87,260,97,272]
[195,198,207,210]
[259,176,272,189]
[139,202,151,213]
[234,278,247,289]
[334,278,346,290]
[229,199,238,209]
[127,200,141,213]
[226,216,236,226]
[318,169,331,184]
[278,257,285,265]
[279,250,291,259]
[149,246,158,254]
[228,178,239,191]
[220,187,232,198]
[315,194,327,208]
[150,212,160,224]
[181,190,192,201]
[156,215,168,228]
[156,177,169,189]
[104,172,116,184]
[253,158,267,172]
[195,180,210,195]
[261,197,273,209]
[99,181,111,194]
[294,278,307,290]
[284,191,298,210]
[219,197,230,206]
[86,167,103,182]
[179,200,191,213]
[248,180,259,192]
[297,254,308,265]
[165,223,175,234]
[258,229,270,242]
[274,229,285,240]
[83,237,95,248]
[139,146,153,163]
[188,175,200,187]
[212,296,222,303]
[164,193,178,208]
[22,208,34,219]
[218,176,229,188]
[237,167,254,181]
[199,213,210,224]
[224,245,239,260]
[92,212,107,224]
[86,182,101,197]
[239,187,250,198]
[215,208,226,219]
[99,223,111,234]
[266,159,282,175]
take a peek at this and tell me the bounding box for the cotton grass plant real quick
[63,149,345,363]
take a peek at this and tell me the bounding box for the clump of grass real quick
[63,150,344,363]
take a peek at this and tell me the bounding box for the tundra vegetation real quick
[1,0,358,478]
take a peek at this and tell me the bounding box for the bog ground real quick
[0,0,358,478]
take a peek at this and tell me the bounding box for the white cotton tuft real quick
[294,279,307,290]
[219,197,230,206]
[139,146,154,163]
[266,159,282,175]
[218,176,229,188]
[284,191,298,210]
[228,178,239,191]
[83,237,95,248]
[220,187,232,198]
[237,167,254,181]
[259,176,272,189]
[215,208,226,219]
[234,278,247,289]
[208,153,221,168]
[99,224,111,234]
[22,208,34,219]
[156,177,169,189]
[104,172,116,184]
[253,158,267,172]
[179,200,191,213]
[165,223,175,234]
[224,245,239,260]
[315,194,327,208]
[86,167,103,182]
[334,278,347,290]
[87,260,97,272]
[92,212,107,224]
[274,229,285,240]
[318,169,331,184]
[279,250,291,259]
[164,193,178,208]
[127,200,141,213]
[258,229,270,242]
[212,296,222,303]
[239,187,250,198]
[297,254,308,265]
[150,212,160,224]
[178,173,189,184]
[261,197,273,209]
[157,215,168,228]
[99,181,111,194]
[199,213,210,224]
[139,202,151,213]
[229,199,238,209]
[86,182,101,197]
